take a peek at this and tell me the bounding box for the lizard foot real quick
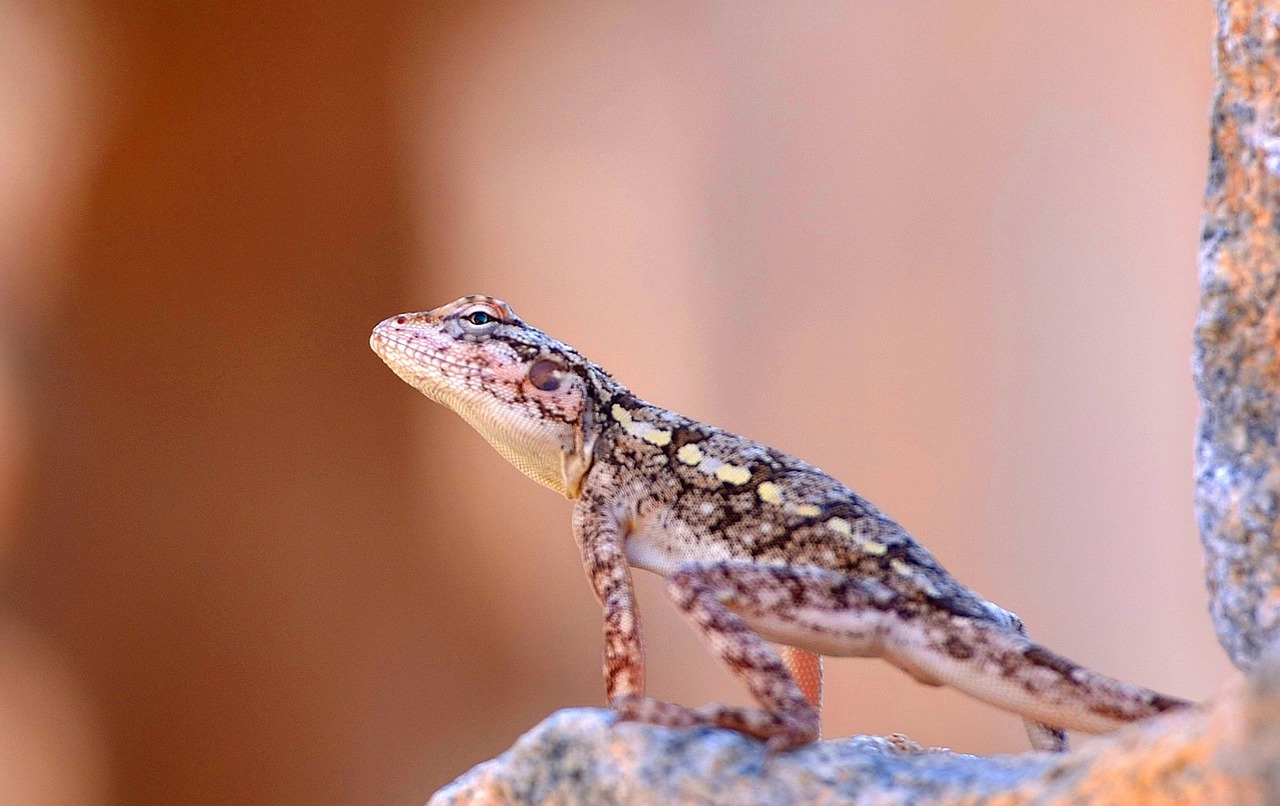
[610,695,818,751]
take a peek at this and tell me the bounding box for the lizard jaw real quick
[371,307,594,498]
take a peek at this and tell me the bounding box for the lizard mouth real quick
[370,330,485,380]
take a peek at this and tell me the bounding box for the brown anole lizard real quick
[371,295,1191,751]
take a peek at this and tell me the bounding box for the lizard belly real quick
[740,607,884,658]
[624,512,735,578]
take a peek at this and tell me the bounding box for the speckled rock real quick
[1196,0,1280,670]
[429,709,1037,805]
[427,705,1245,805]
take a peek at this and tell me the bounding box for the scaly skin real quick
[371,295,1192,751]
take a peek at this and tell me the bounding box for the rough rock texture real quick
[429,698,1268,805]
[1196,0,1280,670]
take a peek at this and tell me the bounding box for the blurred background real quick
[0,1,1225,803]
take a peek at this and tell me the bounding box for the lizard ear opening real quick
[528,359,565,392]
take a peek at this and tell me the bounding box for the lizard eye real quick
[457,307,502,337]
[528,359,565,392]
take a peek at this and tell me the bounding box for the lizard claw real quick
[610,695,705,728]
[610,695,817,751]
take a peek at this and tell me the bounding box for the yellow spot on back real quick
[611,404,632,425]
[756,481,784,505]
[715,463,752,485]
[828,517,889,555]
[792,504,822,518]
[612,403,671,446]
[677,444,704,465]
[643,429,672,447]
[890,559,915,578]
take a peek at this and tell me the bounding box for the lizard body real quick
[371,295,1191,751]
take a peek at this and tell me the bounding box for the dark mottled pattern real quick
[372,295,1195,752]
[587,399,999,624]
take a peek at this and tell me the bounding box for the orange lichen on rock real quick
[1195,0,1280,672]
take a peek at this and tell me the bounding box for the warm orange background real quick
[0,3,1225,804]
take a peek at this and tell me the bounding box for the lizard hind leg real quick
[1013,648,1069,751]
[1024,719,1068,753]
[987,607,1068,752]
[654,561,914,750]
[778,645,823,714]
[655,563,825,751]
[778,645,823,740]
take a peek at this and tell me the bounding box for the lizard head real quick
[371,295,600,498]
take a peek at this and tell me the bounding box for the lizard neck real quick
[560,363,636,498]
[591,387,695,475]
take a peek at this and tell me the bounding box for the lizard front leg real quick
[572,494,818,747]
[572,495,645,701]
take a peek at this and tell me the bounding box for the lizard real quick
[370,294,1193,752]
